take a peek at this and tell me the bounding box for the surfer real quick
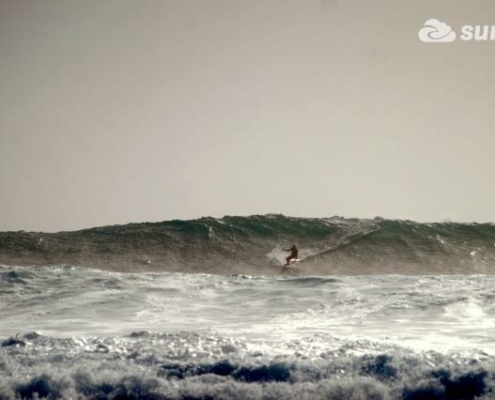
[284,244,298,266]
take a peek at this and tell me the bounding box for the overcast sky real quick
[1,0,494,232]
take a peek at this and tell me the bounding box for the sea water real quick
[1,265,495,399]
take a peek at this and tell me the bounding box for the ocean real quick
[1,215,495,399]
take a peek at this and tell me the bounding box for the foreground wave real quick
[1,215,495,274]
[1,331,493,400]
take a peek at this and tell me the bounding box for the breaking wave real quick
[1,215,495,274]
[1,331,494,400]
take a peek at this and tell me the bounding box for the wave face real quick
[1,266,495,399]
[1,215,495,274]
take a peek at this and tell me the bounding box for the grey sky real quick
[1,0,494,232]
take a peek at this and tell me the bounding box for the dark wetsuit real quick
[285,245,298,265]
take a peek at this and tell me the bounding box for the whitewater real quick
[1,215,495,399]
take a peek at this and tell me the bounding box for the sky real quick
[1,0,494,232]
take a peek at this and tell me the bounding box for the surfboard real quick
[281,258,301,268]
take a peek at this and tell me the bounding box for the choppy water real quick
[1,265,495,399]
